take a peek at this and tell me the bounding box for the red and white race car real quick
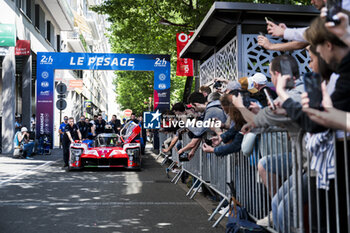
[68,121,141,171]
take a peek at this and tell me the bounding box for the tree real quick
[92,0,309,113]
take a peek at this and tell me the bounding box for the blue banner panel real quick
[36,52,171,148]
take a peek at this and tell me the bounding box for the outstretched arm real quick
[258,36,308,51]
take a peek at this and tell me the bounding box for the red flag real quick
[176,32,193,76]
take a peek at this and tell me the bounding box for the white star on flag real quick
[150,110,161,122]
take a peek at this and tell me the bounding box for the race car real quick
[68,121,142,171]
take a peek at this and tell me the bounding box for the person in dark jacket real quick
[62,117,82,167]
[202,93,245,156]
[94,115,106,135]
[109,114,121,134]
[279,15,350,233]
[177,92,227,159]
[76,116,88,139]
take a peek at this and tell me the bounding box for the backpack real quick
[226,181,266,233]
[226,206,266,233]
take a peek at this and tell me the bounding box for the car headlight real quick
[70,148,83,162]
[126,148,139,161]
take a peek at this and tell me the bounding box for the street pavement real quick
[0,148,224,233]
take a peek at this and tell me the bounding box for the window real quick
[26,0,33,20]
[35,5,40,28]
[57,35,61,52]
[35,5,45,37]
[46,21,51,42]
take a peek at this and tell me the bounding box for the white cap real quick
[247,73,267,90]
[21,127,28,133]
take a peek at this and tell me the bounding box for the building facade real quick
[0,0,114,152]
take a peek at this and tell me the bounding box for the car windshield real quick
[96,135,120,147]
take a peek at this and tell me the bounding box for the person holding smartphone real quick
[14,127,35,159]
[232,55,304,134]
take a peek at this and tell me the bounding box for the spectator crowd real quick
[159,2,350,232]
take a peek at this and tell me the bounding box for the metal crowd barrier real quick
[157,129,350,232]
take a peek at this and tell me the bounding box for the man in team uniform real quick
[62,117,82,168]
[94,115,106,136]
[58,116,68,148]
[77,116,88,139]
[127,113,139,124]
[109,114,121,134]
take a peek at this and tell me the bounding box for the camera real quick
[179,152,189,162]
[204,138,213,146]
[213,81,222,89]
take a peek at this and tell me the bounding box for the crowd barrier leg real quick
[167,161,176,170]
[156,152,162,160]
[208,198,226,221]
[161,155,169,166]
[186,179,200,197]
[342,132,350,233]
[190,181,203,199]
[212,207,229,228]
[171,169,184,184]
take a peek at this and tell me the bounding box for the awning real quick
[180,2,318,61]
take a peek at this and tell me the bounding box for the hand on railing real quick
[202,143,214,153]
[188,150,196,160]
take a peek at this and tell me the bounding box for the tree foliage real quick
[92,0,309,115]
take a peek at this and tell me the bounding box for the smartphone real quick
[304,72,322,109]
[280,59,295,89]
[263,88,276,110]
[326,0,342,25]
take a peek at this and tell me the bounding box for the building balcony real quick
[67,28,90,52]
[42,0,74,31]
[86,11,100,41]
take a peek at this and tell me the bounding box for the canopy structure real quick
[180,2,318,61]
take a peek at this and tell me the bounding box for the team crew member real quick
[109,115,121,134]
[127,113,139,124]
[62,117,82,167]
[59,116,68,146]
[77,116,88,139]
[94,115,106,135]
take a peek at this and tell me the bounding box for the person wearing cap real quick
[224,80,242,94]
[14,127,35,159]
[247,72,278,107]
[235,77,263,112]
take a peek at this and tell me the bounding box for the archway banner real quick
[36,52,170,146]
